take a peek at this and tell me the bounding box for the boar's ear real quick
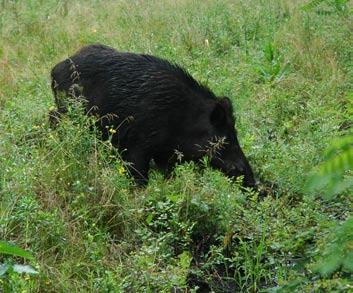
[210,97,233,126]
[219,97,234,116]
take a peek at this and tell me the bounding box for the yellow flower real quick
[109,128,116,134]
[92,28,97,33]
[118,166,126,175]
[49,105,55,111]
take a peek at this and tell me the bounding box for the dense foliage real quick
[1,0,352,292]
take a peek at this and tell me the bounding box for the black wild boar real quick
[50,44,255,187]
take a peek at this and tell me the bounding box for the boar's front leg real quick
[123,149,150,186]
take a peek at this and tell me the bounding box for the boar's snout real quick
[210,146,256,188]
[226,165,256,188]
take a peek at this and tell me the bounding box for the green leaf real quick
[264,41,275,63]
[316,253,342,276]
[146,213,154,225]
[302,0,350,12]
[342,250,353,271]
[302,0,326,11]
[178,251,192,270]
[167,194,180,203]
[305,134,353,198]
[314,217,353,276]
[324,135,353,160]
[264,278,305,292]
[0,241,34,260]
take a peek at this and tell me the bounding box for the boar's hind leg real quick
[48,109,64,128]
[123,150,151,186]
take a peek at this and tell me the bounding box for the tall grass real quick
[1,0,352,291]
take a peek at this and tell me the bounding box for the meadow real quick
[0,0,352,292]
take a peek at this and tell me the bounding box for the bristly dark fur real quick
[50,44,255,186]
[139,52,215,97]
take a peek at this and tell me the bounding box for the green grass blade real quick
[0,241,34,260]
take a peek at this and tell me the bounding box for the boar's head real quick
[179,96,256,188]
[208,97,255,187]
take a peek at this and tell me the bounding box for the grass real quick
[1,0,353,292]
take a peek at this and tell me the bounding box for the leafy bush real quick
[306,133,353,279]
[307,134,353,199]
[303,0,351,13]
